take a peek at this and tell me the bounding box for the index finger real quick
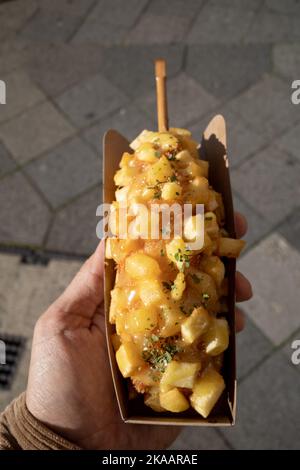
[234,212,247,239]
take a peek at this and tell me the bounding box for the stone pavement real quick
[0,0,300,450]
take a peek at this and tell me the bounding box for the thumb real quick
[53,239,105,319]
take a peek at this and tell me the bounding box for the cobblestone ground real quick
[0,0,300,450]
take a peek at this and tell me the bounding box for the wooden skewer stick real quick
[155,59,169,132]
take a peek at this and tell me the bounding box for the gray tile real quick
[0,0,37,42]
[238,233,300,345]
[232,147,300,225]
[0,70,45,124]
[25,137,101,209]
[0,172,50,246]
[136,72,218,128]
[127,0,203,44]
[100,45,184,99]
[0,38,31,76]
[276,123,300,162]
[187,4,257,44]
[27,43,106,97]
[0,101,74,164]
[209,0,262,8]
[20,0,95,42]
[170,427,229,450]
[265,0,300,14]
[236,315,274,380]
[278,207,300,252]
[186,45,272,101]
[232,192,272,250]
[281,330,300,373]
[46,187,101,256]
[73,0,148,45]
[227,75,300,140]
[83,104,155,153]
[245,11,300,43]
[273,44,300,80]
[220,350,300,449]
[55,73,128,129]
[126,14,189,45]
[0,142,16,177]
[189,107,267,168]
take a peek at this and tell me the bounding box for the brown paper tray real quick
[103,115,237,426]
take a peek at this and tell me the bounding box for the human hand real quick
[26,212,252,450]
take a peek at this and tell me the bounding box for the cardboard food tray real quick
[103,115,237,426]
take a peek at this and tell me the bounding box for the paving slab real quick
[25,137,101,209]
[232,192,272,250]
[278,207,300,253]
[170,427,229,450]
[187,3,258,44]
[0,37,32,76]
[100,45,184,99]
[73,0,148,45]
[232,146,300,225]
[136,72,218,128]
[237,233,300,345]
[0,142,16,178]
[0,171,50,246]
[275,122,300,163]
[20,0,95,43]
[55,73,128,129]
[83,104,155,152]
[0,101,74,164]
[127,0,203,44]
[186,45,271,101]
[0,0,38,42]
[236,314,274,380]
[273,44,300,80]
[245,10,300,43]
[227,75,300,140]
[27,43,106,97]
[0,69,45,124]
[220,350,300,449]
[265,0,300,15]
[0,252,81,409]
[189,107,267,169]
[281,329,300,375]
[46,186,101,256]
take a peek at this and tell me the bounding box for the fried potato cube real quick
[166,238,190,270]
[171,272,186,301]
[190,369,225,418]
[203,318,229,356]
[111,333,121,352]
[116,342,144,378]
[139,279,165,306]
[130,130,155,150]
[181,306,211,345]
[160,361,201,392]
[159,304,184,337]
[161,181,182,200]
[125,252,161,279]
[200,255,225,287]
[217,238,246,258]
[114,166,137,187]
[136,142,159,163]
[109,287,127,323]
[144,388,165,412]
[160,388,190,412]
[186,176,209,204]
[147,155,173,185]
[125,307,158,334]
